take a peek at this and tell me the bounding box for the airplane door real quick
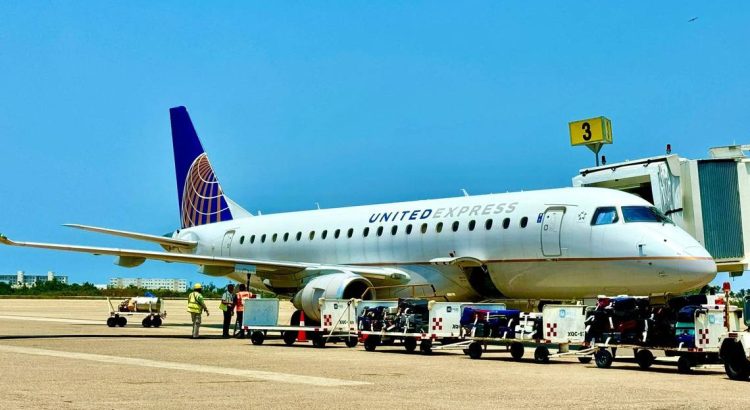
[541,208,565,256]
[221,231,235,256]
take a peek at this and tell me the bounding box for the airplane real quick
[0,106,717,324]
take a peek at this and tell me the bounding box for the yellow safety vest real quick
[187,291,204,314]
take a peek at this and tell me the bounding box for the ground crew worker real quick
[187,283,209,339]
[234,284,252,338]
[220,283,235,338]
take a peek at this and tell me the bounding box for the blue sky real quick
[1,2,748,289]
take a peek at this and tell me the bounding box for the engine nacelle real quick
[291,272,374,323]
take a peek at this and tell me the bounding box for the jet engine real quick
[291,272,374,323]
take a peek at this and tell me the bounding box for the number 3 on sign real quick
[581,122,592,141]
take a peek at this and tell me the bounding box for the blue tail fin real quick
[170,106,233,228]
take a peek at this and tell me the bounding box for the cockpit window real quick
[622,206,673,224]
[591,207,619,225]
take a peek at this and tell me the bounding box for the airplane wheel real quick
[345,337,358,348]
[677,356,694,374]
[534,346,550,364]
[117,316,127,327]
[142,316,152,328]
[468,342,482,359]
[420,340,433,355]
[282,331,297,346]
[290,310,301,326]
[636,350,654,370]
[510,342,524,360]
[151,316,162,328]
[106,317,116,327]
[364,336,380,352]
[404,337,417,353]
[594,349,613,368]
[251,331,265,345]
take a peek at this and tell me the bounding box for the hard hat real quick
[193,283,203,290]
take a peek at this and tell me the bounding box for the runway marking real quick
[0,345,369,387]
[0,315,100,325]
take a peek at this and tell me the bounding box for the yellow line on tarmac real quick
[0,344,369,387]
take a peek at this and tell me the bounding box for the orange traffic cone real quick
[297,311,307,342]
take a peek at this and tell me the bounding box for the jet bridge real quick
[572,145,750,276]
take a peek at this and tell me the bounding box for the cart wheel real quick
[312,333,326,348]
[468,342,483,359]
[364,336,379,352]
[142,316,152,328]
[534,346,550,364]
[151,316,162,328]
[578,356,592,364]
[594,349,613,369]
[404,337,417,353]
[250,331,265,345]
[636,350,654,370]
[677,356,693,374]
[117,316,127,327]
[106,317,116,327]
[282,331,296,346]
[723,341,750,381]
[510,342,525,360]
[345,337,358,348]
[420,340,433,355]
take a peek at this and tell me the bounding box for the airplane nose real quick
[681,245,717,284]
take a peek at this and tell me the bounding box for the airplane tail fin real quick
[170,106,249,228]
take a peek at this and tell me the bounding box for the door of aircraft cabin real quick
[541,207,565,256]
[221,230,235,256]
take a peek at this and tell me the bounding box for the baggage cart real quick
[590,306,736,373]
[106,296,166,328]
[358,301,507,354]
[455,304,594,364]
[242,298,360,348]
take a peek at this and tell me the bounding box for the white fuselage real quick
[174,187,716,300]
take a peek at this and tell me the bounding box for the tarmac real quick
[0,298,747,409]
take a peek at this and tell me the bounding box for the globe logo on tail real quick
[181,153,232,227]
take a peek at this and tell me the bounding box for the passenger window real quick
[309,231,315,240]
[520,217,528,228]
[421,223,428,234]
[296,232,302,241]
[436,222,443,233]
[322,230,328,240]
[485,219,493,230]
[502,218,510,229]
[363,227,370,237]
[334,229,341,239]
[452,221,460,232]
[347,228,353,238]
[406,224,413,234]
[283,233,289,242]
[591,207,619,225]
[377,226,384,237]
[272,233,278,242]
[391,225,398,235]
[239,235,245,245]
[261,234,266,243]
[250,235,256,244]
[468,220,476,231]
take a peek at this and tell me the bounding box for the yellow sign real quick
[569,116,612,146]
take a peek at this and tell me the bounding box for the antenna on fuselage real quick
[315,202,321,210]
[461,189,469,197]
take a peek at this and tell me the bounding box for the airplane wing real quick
[0,234,410,287]
[63,224,197,251]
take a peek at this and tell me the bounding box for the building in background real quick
[0,271,69,288]
[109,277,188,292]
